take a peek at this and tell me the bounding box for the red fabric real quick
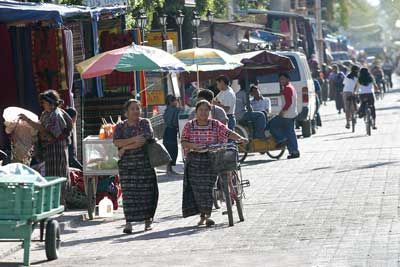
[282,84,294,111]
[100,31,135,87]
[32,28,61,92]
[69,169,85,192]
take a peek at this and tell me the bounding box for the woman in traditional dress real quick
[19,90,70,205]
[113,99,158,234]
[181,100,248,226]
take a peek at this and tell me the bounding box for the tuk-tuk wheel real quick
[45,219,61,261]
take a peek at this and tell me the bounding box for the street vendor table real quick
[83,136,119,220]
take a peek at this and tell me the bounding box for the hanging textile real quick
[92,12,103,97]
[0,24,18,108]
[99,30,135,88]
[31,28,60,92]
[271,19,281,32]
[62,29,74,106]
[10,26,40,115]
[280,19,290,33]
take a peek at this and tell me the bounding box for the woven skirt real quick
[118,149,158,222]
[182,152,218,218]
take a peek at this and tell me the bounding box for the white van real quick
[256,51,317,137]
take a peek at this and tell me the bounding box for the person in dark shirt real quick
[65,107,82,170]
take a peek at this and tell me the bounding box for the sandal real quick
[198,214,206,226]
[145,219,153,231]
[123,223,133,234]
[205,218,215,227]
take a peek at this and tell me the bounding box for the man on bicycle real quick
[383,57,394,88]
[370,62,385,92]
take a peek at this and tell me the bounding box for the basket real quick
[209,147,238,173]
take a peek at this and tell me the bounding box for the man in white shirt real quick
[250,85,271,114]
[214,75,236,130]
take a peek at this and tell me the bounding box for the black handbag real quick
[145,139,172,168]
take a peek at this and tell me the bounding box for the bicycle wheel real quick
[266,148,285,160]
[235,125,249,163]
[222,173,234,227]
[351,114,356,133]
[365,108,372,136]
[232,170,244,222]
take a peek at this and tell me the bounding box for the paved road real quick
[2,82,400,267]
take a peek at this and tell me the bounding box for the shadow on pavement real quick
[115,225,220,242]
[155,214,182,223]
[310,166,333,171]
[326,134,366,141]
[61,233,127,247]
[376,105,400,111]
[241,159,277,166]
[313,132,349,138]
[336,161,399,173]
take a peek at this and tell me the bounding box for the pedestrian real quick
[64,107,83,170]
[320,65,329,105]
[332,65,345,114]
[357,68,378,129]
[188,89,228,125]
[163,95,181,175]
[312,72,322,127]
[342,65,359,129]
[113,99,159,234]
[181,100,248,226]
[269,73,300,159]
[214,75,236,130]
[235,85,267,139]
[19,90,70,205]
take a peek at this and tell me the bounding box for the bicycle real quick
[346,95,358,133]
[358,97,374,136]
[202,143,250,227]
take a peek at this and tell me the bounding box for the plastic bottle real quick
[99,125,105,139]
[98,197,113,217]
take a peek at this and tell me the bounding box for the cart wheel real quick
[266,148,285,160]
[45,220,61,261]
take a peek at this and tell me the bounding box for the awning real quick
[250,30,285,42]
[0,0,126,25]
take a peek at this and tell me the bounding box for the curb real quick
[0,211,85,260]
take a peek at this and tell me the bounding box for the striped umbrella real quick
[174,48,243,84]
[76,43,186,79]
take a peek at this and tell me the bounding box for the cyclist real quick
[189,89,228,125]
[370,62,385,93]
[357,68,378,130]
[342,65,359,129]
[382,57,394,88]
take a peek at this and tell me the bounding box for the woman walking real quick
[19,90,71,205]
[357,68,378,129]
[163,95,181,175]
[113,99,158,233]
[181,100,248,226]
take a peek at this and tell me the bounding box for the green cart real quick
[0,174,67,266]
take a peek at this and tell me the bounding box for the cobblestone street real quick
[2,85,400,267]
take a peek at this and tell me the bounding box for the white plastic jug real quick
[98,197,113,218]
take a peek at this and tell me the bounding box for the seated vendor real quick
[235,86,267,140]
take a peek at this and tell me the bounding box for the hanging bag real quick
[145,139,172,168]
